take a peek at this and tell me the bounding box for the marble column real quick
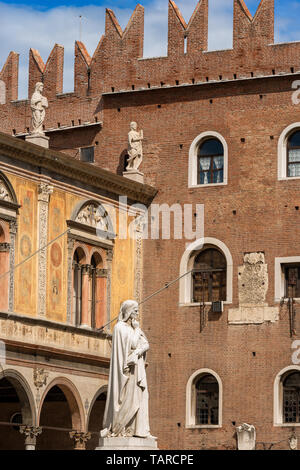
[95,268,108,329]
[19,425,42,451]
[69,431,91,450]
[37,183,53,317]
[81,265,90,328]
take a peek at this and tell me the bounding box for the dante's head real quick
[130,122,137,131]
[118,300,139,322]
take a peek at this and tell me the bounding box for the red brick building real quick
[1,0,300,450]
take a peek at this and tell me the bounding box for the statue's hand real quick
[127,352,138,366]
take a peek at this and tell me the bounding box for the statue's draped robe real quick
[103,321,150,437]
[127,130,143,170]
[31,92,47,134]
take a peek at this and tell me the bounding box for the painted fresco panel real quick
[47,191,67,322]
[15,180,37,316]
[110,211,135,325]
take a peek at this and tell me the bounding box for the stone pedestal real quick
[123,170,144,184]
[26,134,49,149]
[96,436,158,451]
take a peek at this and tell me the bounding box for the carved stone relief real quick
[37,183,53,317]
[238,252,268,305]
[229,252,278,324]
[76,204,109,231]
[67,237,75,324]
[236,423,256,450]
[289,433,298,450]
[33,367,49,389]
[33,367,49,407]
[134,217,145,305]
[0,181,12,202]
[8,220,17,313]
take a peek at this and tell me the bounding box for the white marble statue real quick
[30,82,48,135]
[101,300,151,438]
[126,122,143,171]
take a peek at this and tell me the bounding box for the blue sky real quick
[0,0,299,98]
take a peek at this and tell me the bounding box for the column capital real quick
[69,431,91,450]
[38,182,54,203]
[106,249,113,262]
[81,264,91,275]
[9,219,18,235]
[97,268,108,278]
[20,425,42,439]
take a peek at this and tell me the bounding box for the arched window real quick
[195,374,219,425]
[192,248,227,303]
[179,238,233,305]
[198,139,224,185]
[287,130,300,178]
[186,369,222,428]
[283,371,300,424]
[72,247,86,327]
[188,132,228,188]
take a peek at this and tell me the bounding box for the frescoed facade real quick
[0,131,156,450]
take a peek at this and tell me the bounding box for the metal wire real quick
[0,228,70,282]
[97,270,193,332]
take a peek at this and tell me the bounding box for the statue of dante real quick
[126,122,143,171]
[30,82,48,135]
[101,300,151,438]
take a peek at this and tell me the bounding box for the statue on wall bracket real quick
[26,82,49,149]
[123,123,144,184]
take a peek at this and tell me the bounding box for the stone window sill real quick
[274,423,300,427]
[186,425,222,429]
[179,302,231,307]
[189,182,227,189]
[278,177,300,181]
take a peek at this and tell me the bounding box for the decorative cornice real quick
[0,131,157,206]
[67,219,116,241]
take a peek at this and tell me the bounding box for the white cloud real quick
[0,0,298,99]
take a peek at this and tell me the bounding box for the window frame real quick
[282,371,300,424]
[192,248,227,303]
[80,146,95,164]
[274,366,300,427]
[197,138,224,186]
[195,374,219,426]
[186,369,222,429]
[179,238,233,306]
[188,131,228,188]
[278,123,300,180]
[275,257,300,302]
[287,131,300,178]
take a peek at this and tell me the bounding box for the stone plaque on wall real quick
[238,252,268,305]
[229,252,278,325]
